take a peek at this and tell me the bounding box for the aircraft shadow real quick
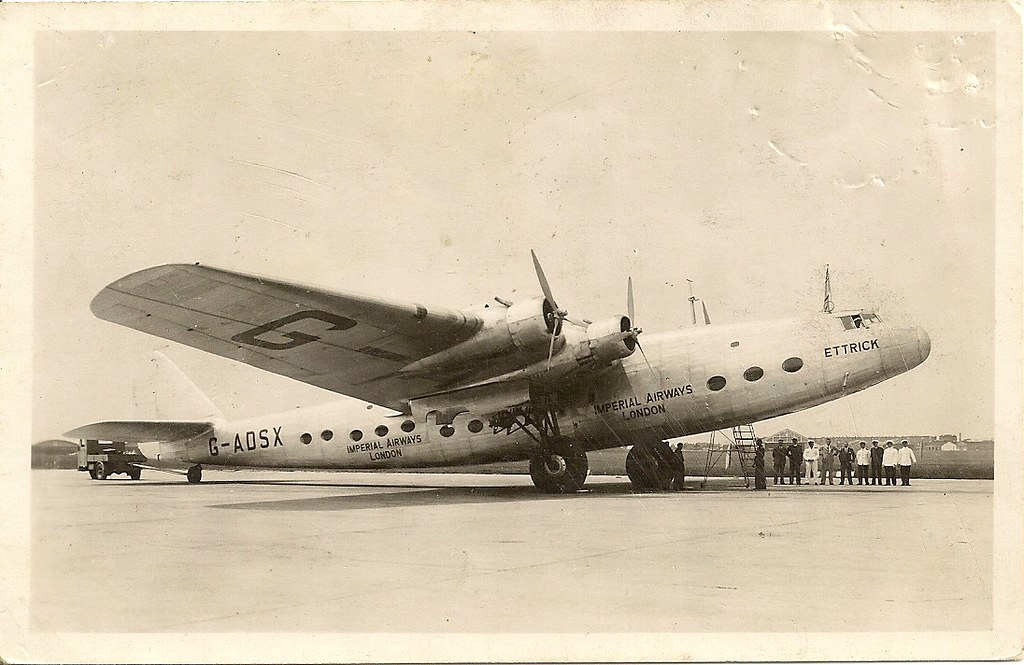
[209,481,649,512]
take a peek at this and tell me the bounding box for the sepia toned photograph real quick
[1,2,1021,662]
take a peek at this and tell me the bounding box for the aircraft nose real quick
[916,326,931,363]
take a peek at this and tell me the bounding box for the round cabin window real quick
[743,366,764,382]
[401,420,415,433]
[782,357,804,373]
[350,430,363,442]
[300,433,312,445]
[707,375,727,391]
[468,419,484,433]
[375,425,389,437]
[440,425,455,437]
[321,429,334,442]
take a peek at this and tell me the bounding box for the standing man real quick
[804,440,819,484]
[839,442,855,485]
[672,442,687,491]
[869,440,884,486]
[856,441,870,485]
[898,440,918,486]
[882,441,899,486]
[753,438,767,490]
[789,438,803,485]
[819,439,836,485]
[772,441,788,485]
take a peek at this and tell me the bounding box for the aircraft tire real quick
[529,437,589,493]
[626,442,675,492]
[128,466,142,481]
[93,461,108,481]
[186,465,202,484]
[88,467,98,480]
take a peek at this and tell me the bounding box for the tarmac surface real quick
[31,469,992,633]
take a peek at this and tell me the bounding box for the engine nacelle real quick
[399,297,561,376]
[505,297,560,352]
[585,315,636,365]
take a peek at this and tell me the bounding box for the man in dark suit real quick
[838,442,855,485]
[772,442,788,484]
[869,440,884,486]
[789,438,803,485]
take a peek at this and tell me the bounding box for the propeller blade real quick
[531,249,558,310]
[636,339,655,376]
[702,301,711,325]
[627,276,635,323]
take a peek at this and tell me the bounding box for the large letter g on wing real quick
[231,311,357,350]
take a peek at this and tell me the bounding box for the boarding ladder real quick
[700,424,759,488]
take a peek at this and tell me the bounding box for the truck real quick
[77,439,146,480]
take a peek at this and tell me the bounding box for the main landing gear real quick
[492,404,589,493]
[529,437,589,493]
[625,441,678,492]
[186,465,203,484]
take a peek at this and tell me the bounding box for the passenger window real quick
[440,425,455,437]
[743,367,764,382]
[468,419,484,433]
[321,429,334,442]
[375,425,389,437]
[707,376,727,391]
[783,357,804,373]
[300,433,312,445]
[401,420,415,433]
[350,429,363,442]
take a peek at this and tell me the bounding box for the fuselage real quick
[139,312,931,471]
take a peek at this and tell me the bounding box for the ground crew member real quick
[772,442,788,484]
[897,440,918,486]
[819,439,836,485]
[672,442,686,491]
[753,438,766,490]
[869,440,884,485]
[839,442,855,485]
[789,438,803,485]
[882,440,899,486]
[856,441,870,485]
[804,440,819,483]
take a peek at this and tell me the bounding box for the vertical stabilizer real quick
[148,350,225,422]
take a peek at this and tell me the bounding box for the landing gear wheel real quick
[626,442,676,492]
[128,466,142,481]
[186,465,203,484]
[93,461,108,481]
[529,437,589,493]
[88,467,98,480]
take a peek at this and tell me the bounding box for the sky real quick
[32,29,998,442]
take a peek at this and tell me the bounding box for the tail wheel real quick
[626,442,676,492]
[529,437,589,493]
[93,461,108,481]
[186,465,203,484]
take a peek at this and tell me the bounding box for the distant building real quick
[31,440,79,469]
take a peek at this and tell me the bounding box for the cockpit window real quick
[838,310,881,330]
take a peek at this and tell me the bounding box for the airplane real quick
[66,253,931,492]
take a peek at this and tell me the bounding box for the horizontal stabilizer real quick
[64,420,214,442]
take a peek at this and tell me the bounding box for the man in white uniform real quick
[897,440,918,486]
[804,440,820,484]
[881,440,899,486]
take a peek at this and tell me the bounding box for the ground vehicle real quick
[77,439,145,480]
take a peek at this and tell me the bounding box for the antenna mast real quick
[822,264,835,314]
[687,279,698,326]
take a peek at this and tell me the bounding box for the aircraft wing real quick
[90,264,484,411]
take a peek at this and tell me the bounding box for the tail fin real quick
[147,350,225,422]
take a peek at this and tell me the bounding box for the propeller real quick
[531,249,569,369]
[626,276,653,372]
